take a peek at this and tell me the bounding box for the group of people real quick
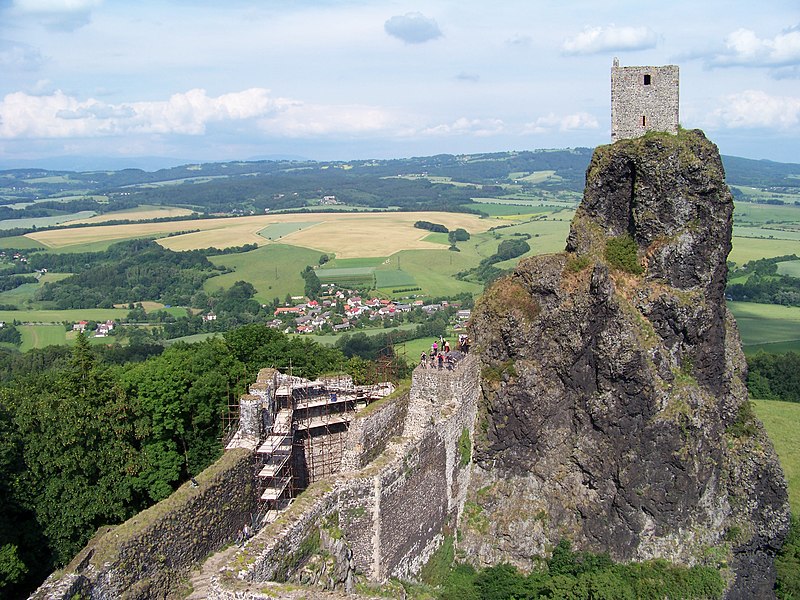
[235,523,252,547]
[419,335,470,371]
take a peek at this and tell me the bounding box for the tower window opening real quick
[642,116,646,126]
[644,74,651,85]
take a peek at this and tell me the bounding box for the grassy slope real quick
[752,399,800,515]
[204,243,324,303]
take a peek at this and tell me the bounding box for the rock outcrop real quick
[461,130,790,598]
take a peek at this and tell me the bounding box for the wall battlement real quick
[611,58,679,141]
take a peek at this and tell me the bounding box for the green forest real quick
[0,325,359,597]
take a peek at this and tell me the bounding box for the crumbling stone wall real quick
[31,449,258,600]
[339,389,410,472]
[211,356,480,596]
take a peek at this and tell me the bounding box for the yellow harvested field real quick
[71,206,196,224]
[27,212,494,258]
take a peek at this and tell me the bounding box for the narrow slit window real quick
[644,74,651,85]
[642,115,646,126]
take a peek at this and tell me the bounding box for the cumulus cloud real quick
[706,26,800,68]
[455,72,480,82]
[522,112,599,134]
[9,0,102,30]
[384,12,442,44]
[0,88,296,138]
[705,90,800,129]
[257,103,400,137]
[562,25,657,55]
[0,88,411,141]
[420,117,505,137]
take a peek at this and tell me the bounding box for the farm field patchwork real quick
[733,226,800,241]
[26,211,494,256]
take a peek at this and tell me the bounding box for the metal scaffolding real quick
[247,366,397,526]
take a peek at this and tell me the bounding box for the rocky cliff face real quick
[461,130,789,598]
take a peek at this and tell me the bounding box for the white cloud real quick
[9,0,102,30]
[420,118,505,137]
[523,112,599,134]
[0,88,296,138]
[708,26,800,68]
[0,88,413,141]
[705,90,800,129]
[562,25,657,55]
[384,12,442,44]
[257,103,400,137]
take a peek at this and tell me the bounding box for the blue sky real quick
[1,0,799,166]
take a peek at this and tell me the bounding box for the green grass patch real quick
[164,332,222,346]
[326,257,386,268]
[296,322,419,346]
[423,232,450,245]
[777,260,800,277]
[469,203,550,218]
[204,243,324,303]
[752,399,800,515]
[0,211,96,230]
[316,267,375,288]
[0,307,129,324]
[733,199,800,226]
[0,236,46,250]
[730,237,800,266]
[47,237,161,254]
[374,269,416,288]
[257,221,319,240]
[19,325,68,350]
[729,302,800,348]
[733,225,800,241]
[0,272,72,307]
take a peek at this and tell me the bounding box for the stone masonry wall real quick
[611,62,679,141]
[31,449,258,600]
[339,390,410,472]
[209,356,480,596]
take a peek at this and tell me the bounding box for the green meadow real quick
[777,260,800,277]
[0,308,130,324]
[258,221,319,241]
[729,302,800,354]
[752,399,800,515]
[204,243,324,303]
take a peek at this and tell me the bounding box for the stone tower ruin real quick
[611,58,679,141]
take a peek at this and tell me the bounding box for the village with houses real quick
[266,283,471,336]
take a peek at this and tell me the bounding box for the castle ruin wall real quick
[339,390,410,472]
[31,448,258,600]
[213,356,480,595]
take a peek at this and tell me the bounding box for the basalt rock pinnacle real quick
[462,129,789,598]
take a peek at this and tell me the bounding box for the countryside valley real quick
[1,145,800,598]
